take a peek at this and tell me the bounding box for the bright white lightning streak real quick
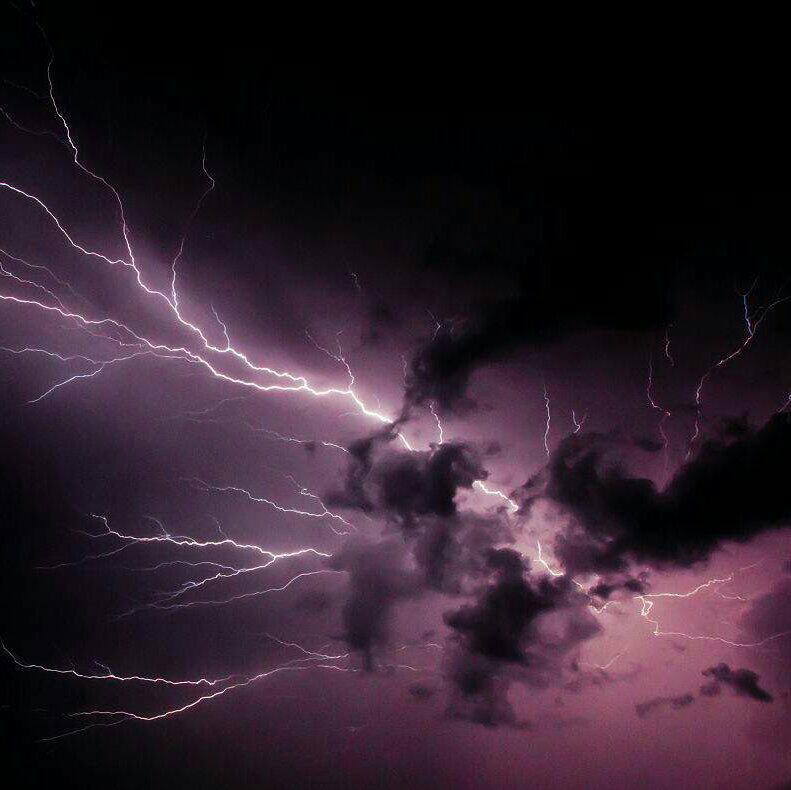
[535,539,564,577]
[0,176,402,424]
[542,382,551,457]
[634,566,791,647]
[184,478,354,536]
[688,281,789,458]
[259,428,350,455]
[571,409,587,434]
[128,559,243,574]
[45,513,340,618]
[265,634,349,663]
[26,350,163,404]
[0,81,522,500]
[0,344,98,365]
[2,641,233,687]
[119,569,344,615]
[44,662,357,741]
[664,324,675,367]
[0,43,534,730]
[429,401,444,444]
[91,512,329,559]
[472,480,518,512]
[209,304,232,350]
[0,246,87,306]
[1,252,71,311]
[41,513,329,574]
[534,540,600,598]
[534,541,775,634]
[150,557,331,607]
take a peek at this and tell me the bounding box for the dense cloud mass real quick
[328,435,486,527]
[326,432,602,716]
[700,664,773,703]
[443,548,600,725]
[328,434,513,592]
[405,268,673,413]
[523,414,791,573]
[326,434,515,668]
[328,539,420,671]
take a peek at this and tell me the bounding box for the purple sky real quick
[1,5,790,789]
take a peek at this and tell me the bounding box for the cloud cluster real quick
[634,663,773,718]
[324,378,789,728]
[328,434,486,528]
[326,432,600,722]
[404,260,673,414]
[700,663,773,702]
[329,538,421,671]
[443,548,600,725]
[523,414,791,573]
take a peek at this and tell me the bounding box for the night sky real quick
[1,5,790,789]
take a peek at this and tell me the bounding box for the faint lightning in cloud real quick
[688,280,789,458]
[542,382,551,457]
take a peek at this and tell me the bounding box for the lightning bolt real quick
[634,565,791,647]
[571,409,587,435]
[688,280,789,458]
[664,324,675,367]
[646,354,672,476]
[542,382,551,457]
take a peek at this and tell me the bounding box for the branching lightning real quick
[687,279,789,458]
[2,28,788,748]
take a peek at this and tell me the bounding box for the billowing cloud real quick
[328,436,487,528]
[328,538,421,671]
[443,548,601,725]
[523,414,791,573]
[700,664,773,703]
[405,260,673,414]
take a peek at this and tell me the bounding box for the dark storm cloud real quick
[700,664,773,703]
[635,664,773,716]
[370,442,485,526]
[443,548,601,725]
[326,430,517,668]
[445,549,564,662]
[328,538,420,671]
[635,694,695,718]
[404,263,673,413]
[327,434,486,527]
[588,574,649,600]
[328,433,513,592]
[524,413,791,573]
[412,512,512,593]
